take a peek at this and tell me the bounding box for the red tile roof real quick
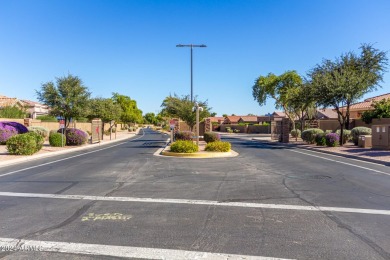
[224,116,241,123]
[239,116,259,122]
[346,93,390,110]
[316,108,338,119]
[208,117,225,123]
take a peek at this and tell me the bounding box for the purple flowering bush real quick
[175,131,194,141]
[0,121,28,144]
[204,132,221,143]
[58,128,88,146]
[325,133,340,147]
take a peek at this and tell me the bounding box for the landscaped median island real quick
[160,131,238,158]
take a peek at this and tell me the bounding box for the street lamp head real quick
[176,44,184,47]
[199,44,207,48]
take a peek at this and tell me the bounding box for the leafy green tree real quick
[288,82,316,132]
[361,98,390,124]
[36,74,91,129]
[160,94,211,130]
[112,93,143,124]
[252,70,303,130]
[0,106,26,118]
[144,112,157,125]
[87,98,122,139]
[222,114,228,117]
[210,112,217,117]
[309,44,388,145]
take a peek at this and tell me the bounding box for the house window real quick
[382,126,386,133]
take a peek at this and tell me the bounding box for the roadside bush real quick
[315,133,326,146]
[290,129,301,138]
[205,141,231,152]
[58,128,88,146]
[325,130,332,134]
[0,121,28,144]
[6,133,37,155]
[204,132,221,143]
[49,132,66,147]
[170,140,198,153]
[25,132,44,151]
[175,131,193,141]
[301,128,324,144]
[226,127,233,133]
[233,129,240,133]
[28,126,49,139]
[325,133,340,147]
[351,127,372,145]
[335,129,352,144]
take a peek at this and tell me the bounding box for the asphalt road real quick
[0,128,389,259]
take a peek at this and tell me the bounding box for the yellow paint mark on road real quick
[81,213,132,222]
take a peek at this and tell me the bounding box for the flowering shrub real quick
[0,121,28,144]
[170,140,198,153]
[58,128,88,146]
[204,132,221,143]
[205,141,231,152]
[325,133,339,147]
[351,127,372,145]
[175,131,193,141]
[315,133,326,146]
[301,128,324,144]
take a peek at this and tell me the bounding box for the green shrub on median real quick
[170,140,198,153]
[205,141,231,152]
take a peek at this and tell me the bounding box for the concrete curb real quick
[253,139,390,166]
[0,130,142,168]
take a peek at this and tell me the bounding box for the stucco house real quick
[340,93,390,119]
[20,99,50,119]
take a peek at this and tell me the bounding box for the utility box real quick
[372,124,390,149]
[358,135,372,148]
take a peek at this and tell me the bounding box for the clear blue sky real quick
[1,0,389,116]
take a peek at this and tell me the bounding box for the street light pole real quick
[176,44,207,102]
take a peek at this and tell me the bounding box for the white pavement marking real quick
[0,237,292,260]
[287,149,390,177]
[153,138,170,156]
[0,191,389,216]
[0,130,146,178]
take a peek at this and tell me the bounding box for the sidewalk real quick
[0,129,141,167]
[253,137,390,166]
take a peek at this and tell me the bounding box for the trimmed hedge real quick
[290,129,301,138]
[315,133,326,146]
[28,126,49,139]
[170,140,198,153]
[351,127,372,145]
[335,129,351,144]
[0,121,28,144]
[325,133,340,147]
[58,128,88,146]
[6,132,43,155]
[205,141,231,152]
[204,132,221,143]
[175,131,193,141]
[301,128,324,144]
[49,132,66,147]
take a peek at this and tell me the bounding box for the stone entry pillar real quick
[281,118,290,143]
